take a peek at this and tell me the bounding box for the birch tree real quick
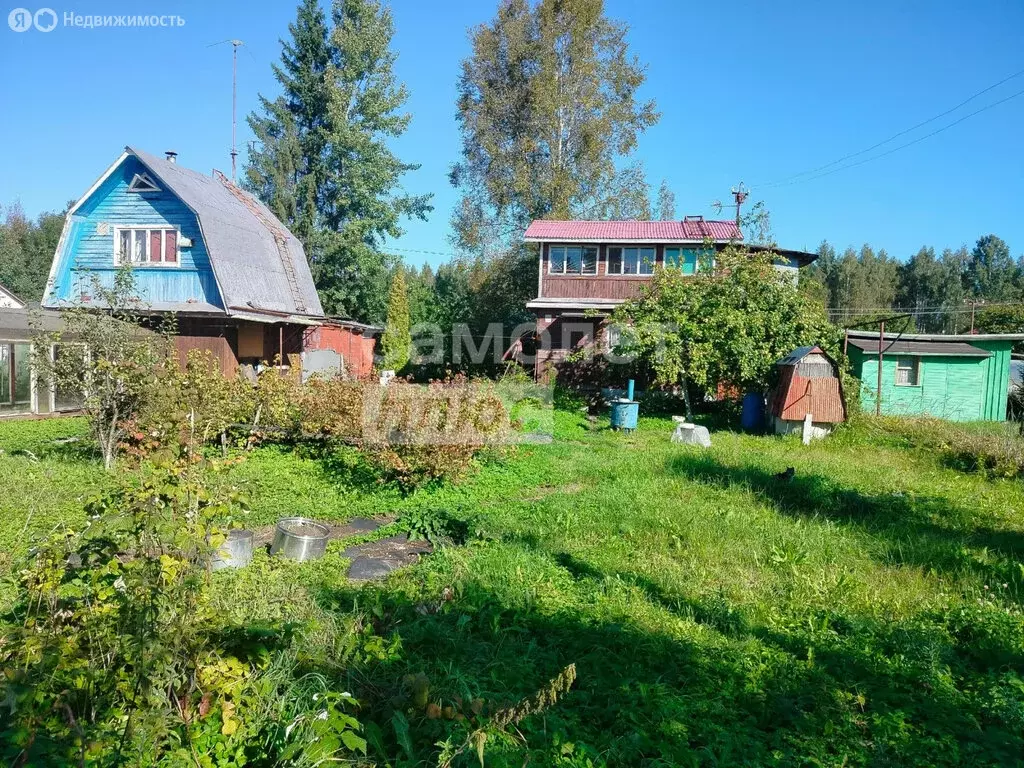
[450,0,658,251]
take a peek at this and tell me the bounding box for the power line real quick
[756,66,1024,189]
[770,86,1024,188]
[826,300,1022,313]
[387,246,464,258]
[826,301,1021,317]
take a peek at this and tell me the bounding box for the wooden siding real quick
[970,340,1013,421]
[48,156,222,308]
[174,334,238,378]
[850,346,1014,421]
[543,275,651,300]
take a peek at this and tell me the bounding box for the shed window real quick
[607,246,655,275]
[895,356,919,386]
[115,227,179,266]
[549,246,598,275]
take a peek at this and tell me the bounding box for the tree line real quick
[804,234,1024,334]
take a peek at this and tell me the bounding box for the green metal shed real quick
[845,330,1024,422]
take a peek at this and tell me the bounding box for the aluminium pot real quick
[212,529,254,571]
[270,517,330,561]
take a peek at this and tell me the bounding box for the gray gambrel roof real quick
[126,147,324,321]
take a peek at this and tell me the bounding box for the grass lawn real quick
[2,409,1024,766]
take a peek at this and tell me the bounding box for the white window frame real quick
[113,225,181,267]
[548,244,599,276]
[895,356,920,387]
[606,245,656,276]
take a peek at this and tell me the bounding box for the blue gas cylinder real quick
[741,392,765,431]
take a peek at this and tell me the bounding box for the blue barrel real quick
[610,400,639,431]
[741,392,765,431]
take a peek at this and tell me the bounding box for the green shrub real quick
[0,459,369,765]
[361,379,512,489]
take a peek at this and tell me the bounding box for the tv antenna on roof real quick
[711,182,750,224]
[209,38,245,181]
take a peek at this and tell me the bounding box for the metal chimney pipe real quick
[165,150,178,163]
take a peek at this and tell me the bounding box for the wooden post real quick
[876,320,885,417]
[802,413,814,445]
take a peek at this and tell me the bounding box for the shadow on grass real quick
[302,442,387,494]
[314,551,1024,767]
[666,452,1024,603]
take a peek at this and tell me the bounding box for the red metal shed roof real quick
[524,219,743,242]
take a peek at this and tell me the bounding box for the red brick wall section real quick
[304,325,378,379]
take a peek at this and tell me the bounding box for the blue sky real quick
[1,0,1022,267]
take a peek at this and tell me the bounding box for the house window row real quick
[548,245,707,276]
[115,226,179,266]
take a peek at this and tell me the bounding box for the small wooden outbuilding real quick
[769,346,845,439]
[845,331,1024,422]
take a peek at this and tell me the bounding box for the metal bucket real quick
[212,529,254,571]
[270,517,330,561]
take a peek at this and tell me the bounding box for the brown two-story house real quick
[521,217,816,378]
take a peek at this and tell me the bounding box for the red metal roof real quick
[524,219,743,242]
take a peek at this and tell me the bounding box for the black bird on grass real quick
[774,467,796,483]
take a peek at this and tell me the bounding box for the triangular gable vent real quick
[127,172,160,193]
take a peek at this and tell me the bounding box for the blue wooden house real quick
[43,147,325,373]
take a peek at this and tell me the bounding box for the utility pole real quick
[731,182,749,224]
[876,320,885,416]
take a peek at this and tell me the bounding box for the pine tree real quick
[246,0,331,247]
[246,0,432,323]
[656,180,676,220]
[451,0,658,250]
[380,266,411,371]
